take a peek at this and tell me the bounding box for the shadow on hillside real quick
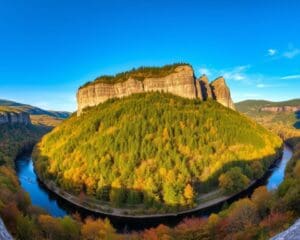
[197,145,283,193]
[294,111,300,129]
[285,136,300,149]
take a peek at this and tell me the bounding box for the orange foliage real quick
[260,211,293,237]
[141,224,171,240]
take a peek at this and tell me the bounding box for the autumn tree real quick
[183,184,194,204]
[38,214,64,240]
[16,215,39,240]
[60,216,80,240]
[15,190,31,213]
[219,167,250,195]
[260,212,293,237]
[251,186,272,217]
[0,202,21,234]
[224,198,259,233]
[142,224,171,240]
[81,217,117,240]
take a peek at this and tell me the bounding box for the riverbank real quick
[33,145,290,219]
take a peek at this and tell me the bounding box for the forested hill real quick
[236,99,300,114]
[35,92,282,214]
[0,99,70,119]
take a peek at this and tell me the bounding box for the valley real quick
[1,2,300,239]
[34,67,282,215]
[0,77,299,239]
[14,144,293,231]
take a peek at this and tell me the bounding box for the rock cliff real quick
[271,219,300,240]
[198,74,213,100]
[210,77,236,110]
[0,111,31,125]
[0,218,13,240]
[261,106,300,113]
[77,64,235,115]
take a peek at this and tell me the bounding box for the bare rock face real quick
[261,106,300,113]
[77,65,197,115]
[0,218,13,240]
[143,65,197,100]
[271,218,300,240]
[77,78,144,115]
[210,77,236,110]
[77,64,236,115]
[0,111,31,125]
[198,74,213,100]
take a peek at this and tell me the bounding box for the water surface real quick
[266,146,293,190]
[15,156,67,217]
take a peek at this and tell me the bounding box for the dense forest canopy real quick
[34,93,282,212]
[80,63,191,87]
[0,124,48,166]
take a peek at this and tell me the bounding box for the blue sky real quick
[0,0,299,111]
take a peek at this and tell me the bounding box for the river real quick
[15,145,293,231]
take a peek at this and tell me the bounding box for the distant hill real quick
[0,99,71,119]
[236,99,300,114]
[236,99,300,140]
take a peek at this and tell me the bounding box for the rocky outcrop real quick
[261,106,300,113]
[198,74,213,100]
[0,218,13,240]
[0,111,31,125]
[77,65,236,115]
[210,77,236,110]
[271,219,300,240]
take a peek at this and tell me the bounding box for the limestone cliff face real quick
[143,65,197,100]
[210,77,236,110]
[77,65,236,115]
[260,106,300,113]
[0,111,31,125]
[198,75,213,100]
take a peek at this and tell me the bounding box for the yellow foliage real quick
[184,184,194,201]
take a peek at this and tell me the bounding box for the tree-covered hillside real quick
[236,99,300,142]
[34,93,282,212]
[0,124,48,166]
[236,99,300,112]
[0,99,70,119]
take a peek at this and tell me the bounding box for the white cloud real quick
[283,47,300,59]
[256,83,266,88]
[281,74,300,80]
[196,65,253,84]
[256,83,285,88]
[224,72,245,81]
[199,67,211,76]
[267,48,277,56]
[221,65,250,82]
